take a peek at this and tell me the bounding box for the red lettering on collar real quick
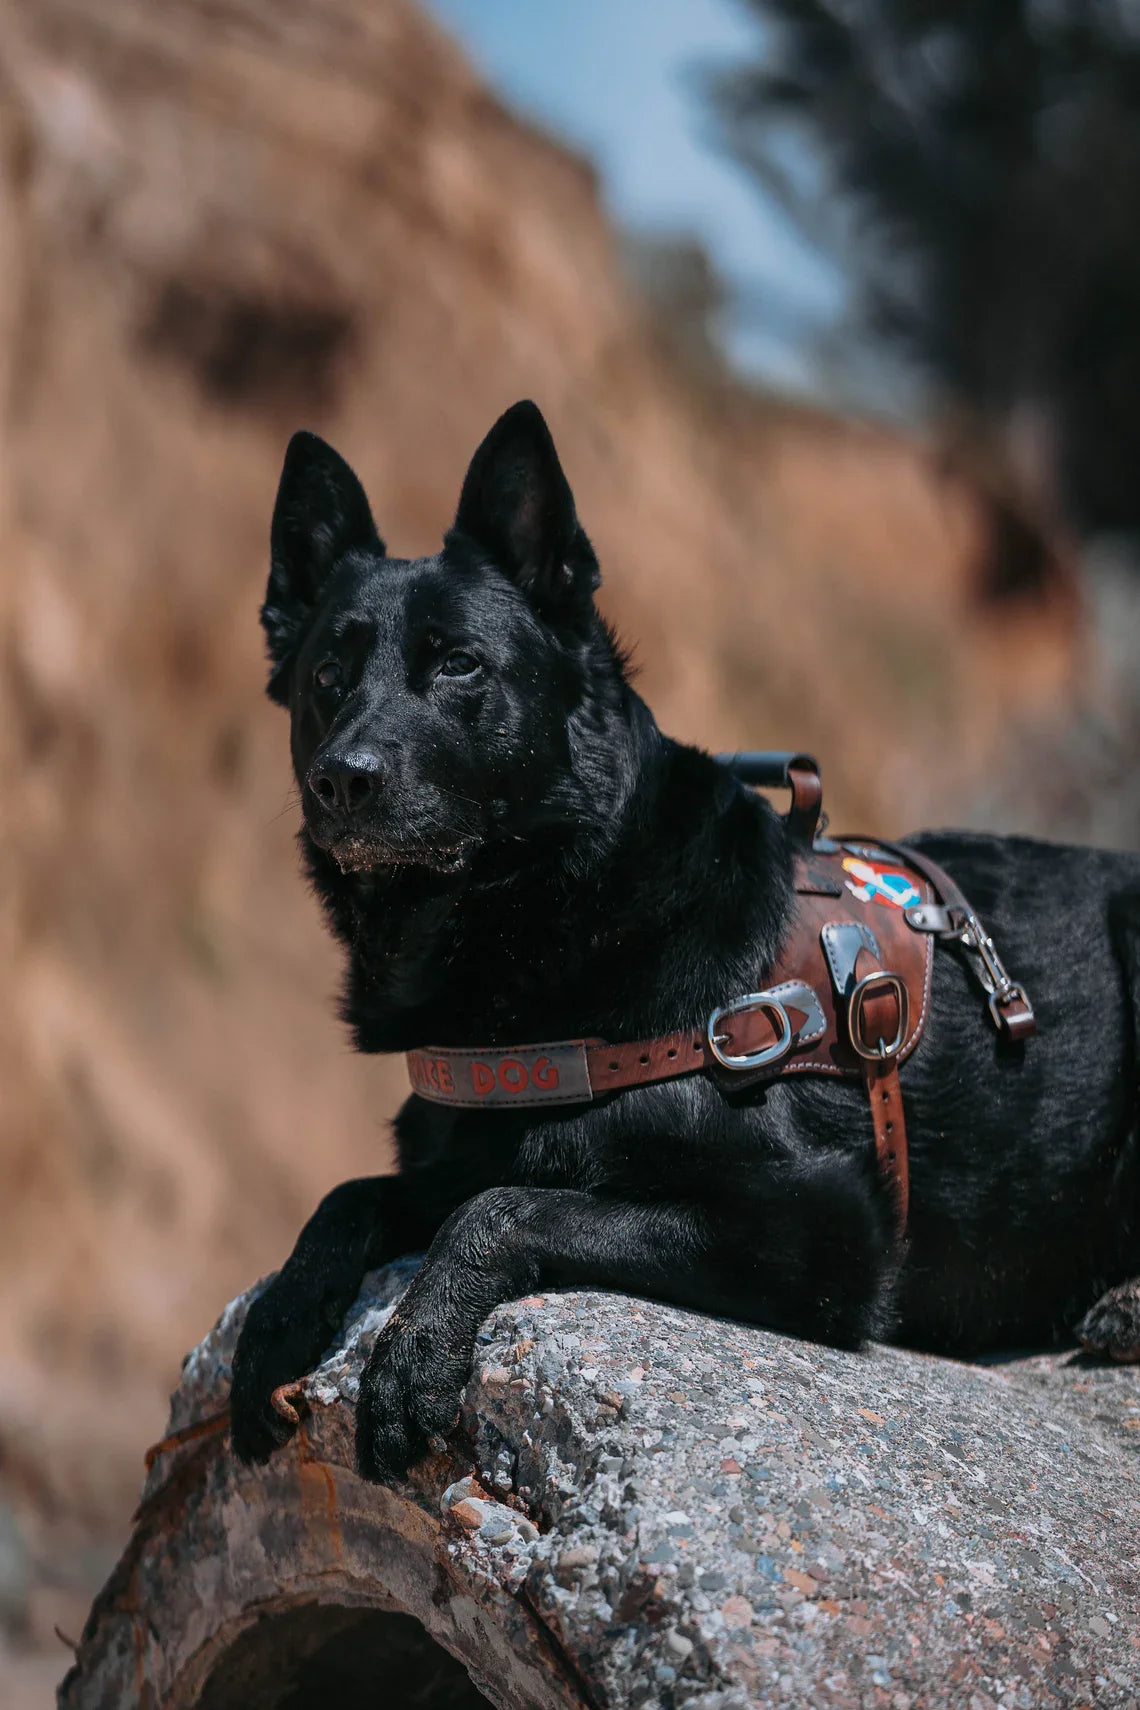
[532,1055,559,1091]
[498,1058,527,1093]
[470,1061,495,1097]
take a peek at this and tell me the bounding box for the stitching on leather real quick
[899,878,933,1061]
[415,1041,587,1059]
[821,923,845,993]
[410,1085,593,1107]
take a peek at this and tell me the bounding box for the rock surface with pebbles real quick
[62,1261,1139,1709]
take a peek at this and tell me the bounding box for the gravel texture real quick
[62,1262,1140,1708]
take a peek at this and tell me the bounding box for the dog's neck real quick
[305,692,794,1054]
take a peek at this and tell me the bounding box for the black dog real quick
[230,400,1140,1482]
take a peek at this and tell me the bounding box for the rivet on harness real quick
[405,753,1036,1237]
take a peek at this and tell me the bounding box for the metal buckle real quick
[707,993,793,1071]
[848,971,908,1061]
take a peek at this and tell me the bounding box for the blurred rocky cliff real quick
[0,0,1082,1688]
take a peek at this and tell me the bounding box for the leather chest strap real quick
[849,946,910,1233]
[406,983,823,1111]
[816,920,910,1233]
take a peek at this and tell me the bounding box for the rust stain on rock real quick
[296,1436,343,1564]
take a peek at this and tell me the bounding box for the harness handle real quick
[718,751,823,847]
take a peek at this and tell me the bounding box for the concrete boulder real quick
[61,1261,1139,1707]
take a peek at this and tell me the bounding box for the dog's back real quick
[889,830,1140,1347]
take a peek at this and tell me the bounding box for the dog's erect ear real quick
[262,432,383,704]
[451,401,599,624]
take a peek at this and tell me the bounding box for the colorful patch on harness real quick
[842,855,921,911]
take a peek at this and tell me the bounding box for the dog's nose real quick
[308,753,383,817]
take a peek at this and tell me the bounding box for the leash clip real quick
[945,908,1036,1038]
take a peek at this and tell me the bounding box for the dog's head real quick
[262,401,626,877]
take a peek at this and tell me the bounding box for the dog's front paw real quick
[230,1283,330,1464]
[1077,1277,1140,1362]
[355,1316,468,1483]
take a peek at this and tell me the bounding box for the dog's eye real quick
[438,651,480,679]
[314,660,343,691]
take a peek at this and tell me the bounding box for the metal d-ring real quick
[707,993,794,1071]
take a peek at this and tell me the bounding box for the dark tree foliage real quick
[712,1,1140,537]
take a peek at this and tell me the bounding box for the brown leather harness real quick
[406,754,1036,1235]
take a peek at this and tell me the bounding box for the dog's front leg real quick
[356,1187,708,1481]
[357,1155,897,1482]
[231,1173,434,1464]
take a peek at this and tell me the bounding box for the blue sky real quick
[425,0,846,395]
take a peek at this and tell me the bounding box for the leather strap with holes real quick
[850,946,910,1232]
[865,1054,908,1230]
[406,993,814,1112]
